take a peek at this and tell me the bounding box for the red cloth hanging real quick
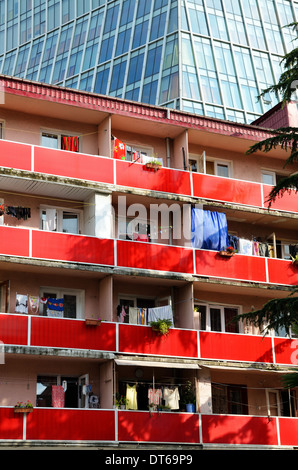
[62,136,79,152]
[52,385,65,408]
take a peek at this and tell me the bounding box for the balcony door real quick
[195,304,239,333]
[39,287,84,319]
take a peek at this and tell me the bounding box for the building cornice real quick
[0,75,276,142]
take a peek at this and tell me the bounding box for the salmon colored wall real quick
[0,356,102,407]
[0,270,99,318]
[188,143,298,183]
[0,109,98,155]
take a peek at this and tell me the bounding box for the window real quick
[39,287,85,319]
[41,131,80,152]
[261,170,286,186]
[189,153,232,177]
[40,206,81,234]
[212,383,248,415]
[195,304,239,333]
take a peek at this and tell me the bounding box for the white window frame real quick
[189,153,232,177]
[266,389,281,417]
[39,286,85,319]
[40,204,82,234]
[194,302,241,332]
[261,170,276,185]
[40,129,80,151]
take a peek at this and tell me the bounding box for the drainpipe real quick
[166,137,171,168]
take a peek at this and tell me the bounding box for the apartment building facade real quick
[0,0,297,124]
[0,75,297,448]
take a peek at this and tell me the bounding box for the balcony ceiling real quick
[0,174,96,202]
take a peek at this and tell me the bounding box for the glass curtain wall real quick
[0,0,297,123]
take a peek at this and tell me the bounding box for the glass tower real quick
[0,0,297,123]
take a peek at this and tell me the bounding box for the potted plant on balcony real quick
[115,394,128,410]
[85,317,102,326]
[290,254,298,266]
[219,246,235,257]
[150,318,173,337]
[14,401,34,413]
[181,381,196,413]
[145,159,162,171]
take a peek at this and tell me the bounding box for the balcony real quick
[0,407,297,447]
[0,226,297,287]
[0,139,297,214]
[1,313,297,367]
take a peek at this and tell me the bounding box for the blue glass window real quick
[2,50,16,76]
[47,0,60,31]
[154,0,168,11]
[132,20,149,49]
[116,28,132,56]
[150,12,166,41]
[136,0,152,18]
[188,3,209,36]
[142,80,158,104]
[77,0,90,17]
[104,4,120,34]
[62,0,75,23]
[109,59,127,92]
[15,44,30,76]
[99,36,115,63]
[127,52,144,85]
[120,0,136,26]
[94,65,110,94]
[145,44,162,78]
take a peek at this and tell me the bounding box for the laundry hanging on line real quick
[1,204,31,220]
[147,305,173,324]
[191,208,228,251]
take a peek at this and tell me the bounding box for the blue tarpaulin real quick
[191,208,228,251]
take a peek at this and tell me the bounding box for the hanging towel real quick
[29,295,40,314]
[202,210,229,251]
[52,385,65,408]
[138,308,147,325]
[44,209,57,231]
[15,294,28,314]
[148,305,173,324]
[129,306,138,324]
[191,208,204,248]
[46,298,64,317]
[191,208,228,251]
[239,238,253,255]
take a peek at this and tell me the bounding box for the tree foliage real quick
[236,24,298,389]
[246,23,298,206]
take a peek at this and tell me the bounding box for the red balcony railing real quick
[0,139,297,213]
[1,313,297,367]
[118,323,198,358]
[1,407,297,447]
[0,226,297,286]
